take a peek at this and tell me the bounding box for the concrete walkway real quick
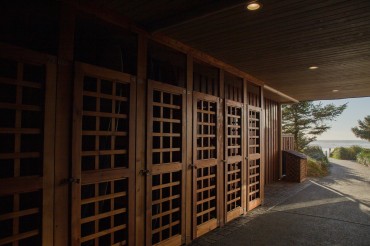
[191,159,370,246]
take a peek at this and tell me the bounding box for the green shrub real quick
[349,145,363,155]
[304,145,328,165]
[304,146,329,177]
[307,158,329,177]
[356,149,370,166]
[331,147,355,160]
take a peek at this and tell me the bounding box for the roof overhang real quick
[78,0,370,102]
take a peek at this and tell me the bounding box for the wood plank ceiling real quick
[82,0,370,102]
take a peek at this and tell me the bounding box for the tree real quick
[282,101,347,151]
[352,116,370,141]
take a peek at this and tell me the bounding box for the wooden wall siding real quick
[247,105,263,211]
[0,4,289,243]
[264,98,280,184]
[71,63,136,246]
[282,134,295,151]
[224,73,243,103]
[224,100,244,222]
[247,82,261,108]
[193,62,219,97]
[75,14,138,76]
[146,80,186,246]
[0,44,56,245]
[147,42,186,88]
[192,92,221,238]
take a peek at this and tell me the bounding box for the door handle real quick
[67,177,80,184]
[188,164,197,169]
[139,169,151,176]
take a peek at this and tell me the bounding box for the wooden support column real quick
[218,69,225,227]
[260,87,265,203]
[136,33,147,246]
[278,103,283,179]
[185,54,193,244]
[54,1,76,245]
[242,78,248,214]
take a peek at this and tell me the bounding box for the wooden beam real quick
[242,78,248,214]
[185,54,193,244]
[218,69,225,227]
[278,103,283,179]
[152,34,265,87]
[264,84,299,103]
[43,56,57,246]
[260,86,265,203]
[135,33,147,246]
[54,2,76,245]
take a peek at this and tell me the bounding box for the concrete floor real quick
[191,158,370,246]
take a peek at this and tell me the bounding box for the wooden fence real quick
[282,134,295,151]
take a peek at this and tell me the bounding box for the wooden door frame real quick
[71,62,136,246]
[0,43,57,245]
[192,91,221,239]
[145,80,187,246]
[246,105,263,211]
[224,99,244,222]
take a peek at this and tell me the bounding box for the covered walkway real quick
[192,159,370,245]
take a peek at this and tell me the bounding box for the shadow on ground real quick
[191,159,370,246]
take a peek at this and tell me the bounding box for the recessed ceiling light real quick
[246,1,262,11]
[309,66,319,70]
[332,89,339,93]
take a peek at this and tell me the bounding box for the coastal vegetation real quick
[282,101,347,151]
[303,146,329,177]
[330,146,370,167]
[352,115,370,141]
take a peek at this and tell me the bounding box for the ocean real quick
[309,140,370,155]
[310,140,370,149]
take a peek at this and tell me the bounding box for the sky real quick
[315,97,370,140]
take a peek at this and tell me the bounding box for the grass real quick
[303,146,329,177]
[330,145,370,167]
[330,145,362,160]
[356,149,370,167]
[307,158,329,177]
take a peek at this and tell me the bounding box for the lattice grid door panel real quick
[0,44,56,246]
[247,106,262,211]
[224,100,244,222]
[72,63,136,246]
[146,81,186,246]
[192,92,220,238]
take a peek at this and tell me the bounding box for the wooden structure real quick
[3,1,368,245]
[282,134,295,151]
[283,151,307,183]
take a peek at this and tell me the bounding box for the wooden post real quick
[185,54,193,243]
[278,103,283,179]
[54,2,76,245]
[218,69,225,227]
[136,33,147,246]
[260,87,265,203]
[242,78,248,214]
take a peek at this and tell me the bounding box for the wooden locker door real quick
[146,80,186,246]
[192,92,220,238]
[224,100,244,222]
[0,44,56,246]
[247,105,263,211]
[71,63,136,246]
